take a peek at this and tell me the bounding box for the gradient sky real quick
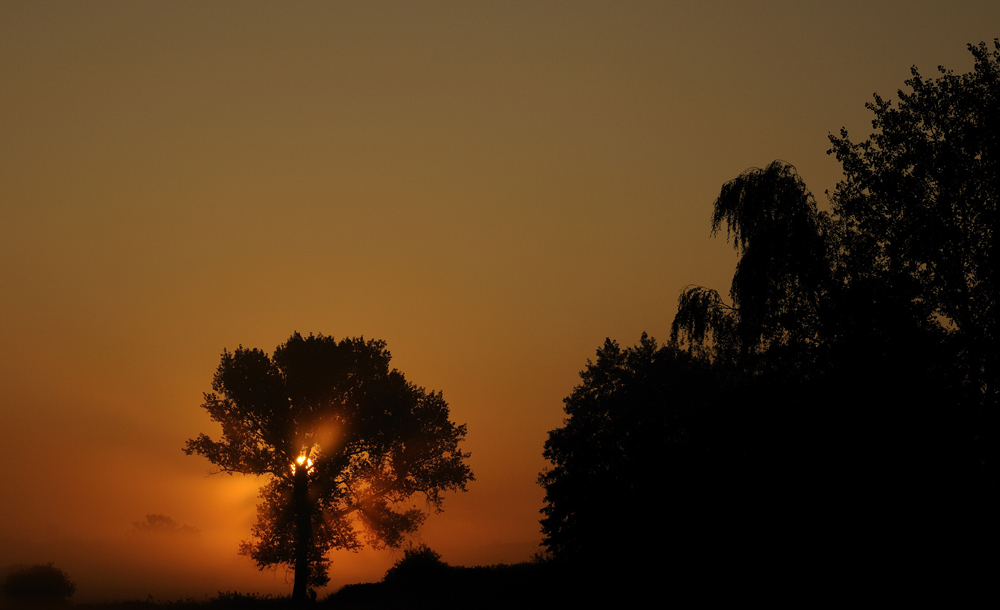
[1,0,997,601]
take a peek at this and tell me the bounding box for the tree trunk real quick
[292,463,311,603]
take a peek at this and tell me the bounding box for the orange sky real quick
[1,1,997,602]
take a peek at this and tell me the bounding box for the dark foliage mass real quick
[328,552,576,610]
[541,40,999,593]
[1,562,76,602]
[538,336,739,582]
[380,545,450,586]
[184,333,473,603]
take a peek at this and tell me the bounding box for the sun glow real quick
[290,454,314,474]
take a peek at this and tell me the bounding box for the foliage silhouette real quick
[327,555,574,610]
[184,332,473,603]
[1,563,75,603]
[381,544,449,586]
[670,160,834,377]
[666,40,998,584]
[828,39,1000,490]
[129,514,200,537]
[539,40,998,591]
[539,334,741,590]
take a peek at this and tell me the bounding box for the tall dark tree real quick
[828,40,999,486]
[185,332,473,602]
[670,160,834,379]
[829,41,997,342]
[665,161,849,582]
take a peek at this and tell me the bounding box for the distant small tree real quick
[185,332,473,603]
[1,563,76,604]
[129,514,200,537]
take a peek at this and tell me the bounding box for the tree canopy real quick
[690,39,996,574]
[542,40,999,589]
[184,332,473,601]
[828,40,998,426]
[538,334,742,587]
[670,160,834,376]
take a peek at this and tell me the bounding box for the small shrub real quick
[382,545,450,585]
[1,562,76,602]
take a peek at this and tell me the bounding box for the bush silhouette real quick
[1,563,76,602]
[382,545,450,586]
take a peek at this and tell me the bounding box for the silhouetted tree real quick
[539,334,738,588]
[382,544,450,588]
[1,563,75,604]
[828,39,999,487]
[670,160,835,378]
[663,40,999,582]
[129,514,200,537]
[185,332,473,603]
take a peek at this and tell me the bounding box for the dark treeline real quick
[539,41,998,597]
